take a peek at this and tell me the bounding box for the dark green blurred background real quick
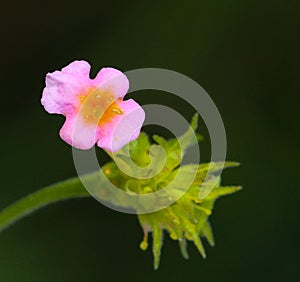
[1,0,299,281]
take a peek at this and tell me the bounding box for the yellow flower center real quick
[79,88,123,126]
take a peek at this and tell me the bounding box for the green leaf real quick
[205,186,242,201]
[178,113,201,152]
[195,162,240,186]
[153,114,202,171]
[152,224,163,270]
[181,216,206,258]
[201,221,215,246]
[152,135,167,147]
[198,162,240,174]
[179,238,189,259]
[128,132,151,167]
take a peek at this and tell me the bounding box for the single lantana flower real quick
[41,60,145,151]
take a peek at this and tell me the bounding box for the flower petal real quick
[60,114,98,150]
[41,60,91,115]
[92,67,129,99]
[61,60,91,77]
[97,99,145,152]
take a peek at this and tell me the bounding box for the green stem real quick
[0,173,96,233]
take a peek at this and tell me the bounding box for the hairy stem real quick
[0,173,97,233]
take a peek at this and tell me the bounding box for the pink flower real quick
[41,60,145,151]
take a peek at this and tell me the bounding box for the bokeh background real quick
[1,0,299,281]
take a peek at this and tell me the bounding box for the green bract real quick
[101,114,241,269]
